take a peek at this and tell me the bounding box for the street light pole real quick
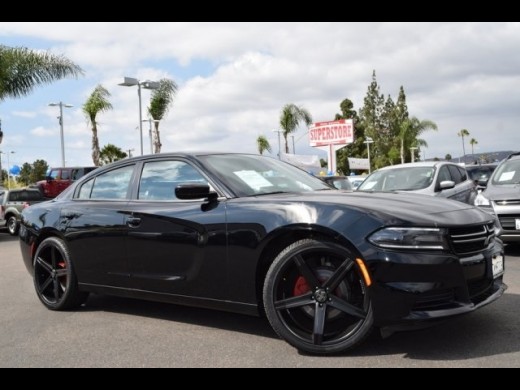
[364,137,374,174]
[49,102,73,167]
[272,130,283,160]
[143,119,160,154]
[119,77,160,156]
[291,135,296,154]
[410,146,418,163]
[6,151,14,190]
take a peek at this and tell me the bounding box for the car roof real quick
[376,161,459,171]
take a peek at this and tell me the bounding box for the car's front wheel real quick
[33,237,89,311]
[7,216,19,236]
[263,239,373,355]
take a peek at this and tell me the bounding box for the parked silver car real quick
[475,153,520,242]
[358,161,477,205]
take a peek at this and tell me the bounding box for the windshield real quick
[199,154,331,197]
[491,160,520,185]
[358,166,435,192]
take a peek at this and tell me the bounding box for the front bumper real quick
[365,242,507,327]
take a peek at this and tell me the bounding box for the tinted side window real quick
[25,191,44,201]
[138,160,208,201]
[78,165,134,200]
[61,169,71,180]
[437,166,451,184]
[8,192,20,202]
[71,169,81,181]
[458,167,468,181]
[448,165,463,184]
[50,170,60,180]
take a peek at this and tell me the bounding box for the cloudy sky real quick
[1,22,519,169]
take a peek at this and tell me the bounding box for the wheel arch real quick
[254,225,362,313]
[31,228,67,264]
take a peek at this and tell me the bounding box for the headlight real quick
[475,193,491,207]
[368,227,448,250]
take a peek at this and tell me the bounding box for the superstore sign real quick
[309,119,354,147]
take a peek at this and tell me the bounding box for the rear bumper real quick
[366,242,506,327]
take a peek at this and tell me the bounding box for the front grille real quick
[449,223,495,255]
[498,215,520,231]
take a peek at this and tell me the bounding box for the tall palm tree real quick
[398,117,437,164]
[470,138,478,157]
[256,135,272,155]
[83,85,113,166]
[279,104,312,154]
[0,45,83,101]
[99,144,128,166]
[148,79,178,154]
[458,129,470,161]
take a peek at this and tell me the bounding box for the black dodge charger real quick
[19,153,507,354]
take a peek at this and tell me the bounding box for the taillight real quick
[22,202,30,210]
[0,205,4,218]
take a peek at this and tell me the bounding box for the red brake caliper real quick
[293,276,311,297]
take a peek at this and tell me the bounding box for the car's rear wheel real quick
[7,216,19,236]
[33,237,89,311]
[263,239,373,355]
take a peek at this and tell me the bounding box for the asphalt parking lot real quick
[1,231,519,367]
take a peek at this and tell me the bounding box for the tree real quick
[30,159,49,183]
[445,154,452,161]
[359,71,386,169]
[0,45,83,101]
[99,144,127,166]
[83,85,113,166]
[279,103,312,154]
[148,79,178,154]
[398,117,437,164]
[470,138,478,157]
[256,135,271,155]
[458,129,470,159]
[18,163,33,186]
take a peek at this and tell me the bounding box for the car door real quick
[61,164,136,287]
[123,159,228,299]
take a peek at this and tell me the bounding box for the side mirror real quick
[175,183,213,200]
[439,180,456,191]
[46,176,53,183]
[478,179,489,188]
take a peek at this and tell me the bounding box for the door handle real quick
[127,217,142,227]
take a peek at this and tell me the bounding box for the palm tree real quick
[0,45,83,101]
[279,104,312,154]
[458,129,470,161]
[256,135,272,155]
[83,85,113,166]
[148,79,178,154]
[398,117,438,164]
[470,138,478,158]
[99,144,128,166]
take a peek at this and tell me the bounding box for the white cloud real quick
[30,126,57,137]
[2,22,520,165]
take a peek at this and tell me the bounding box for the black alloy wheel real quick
[264,239,373,355]
[7,216,19,236]
[33,237,88,311]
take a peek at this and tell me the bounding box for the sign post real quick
[309,119,354,174]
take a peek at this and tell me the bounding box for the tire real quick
[33,237,89,311]
[263,239,373,355]
[7,216,19,236]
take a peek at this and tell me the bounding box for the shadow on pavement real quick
[83,294,277,339]
[82,290,520,361]
[0,232,18,243]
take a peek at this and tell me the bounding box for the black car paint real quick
[19,153,506,328]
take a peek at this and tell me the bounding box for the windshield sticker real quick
[234,171,273,191]
[499,171,515,182]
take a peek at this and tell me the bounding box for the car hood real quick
[244,191,492,227]
[482,184,520,202]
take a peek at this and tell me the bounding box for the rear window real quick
[0,192,4,204]
[7,190,43,202]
